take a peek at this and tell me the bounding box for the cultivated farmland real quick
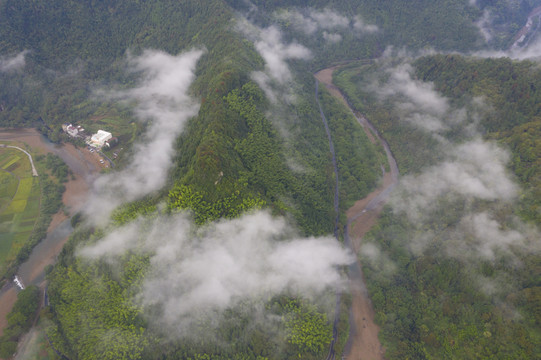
[0,147,40,272]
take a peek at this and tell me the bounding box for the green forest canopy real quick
[0,0,539,359]
[333,54,541,359]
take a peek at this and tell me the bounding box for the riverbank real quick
[0,128,98,338]
[315,66,399,360]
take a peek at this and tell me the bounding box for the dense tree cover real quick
[0,285,40,358]
[47,255,149,360]
[364,209,540,359]
[34,1,368,358]
[42,153,71,183]
[0,0,530,136]
[228,0,498,60]
[334,62,443,174]
[169,184,265,225]
[2,0,536,359]
[334,56,541,358]
[111,199,158,226]
[317,86,385,211]
[414,54,541,223]
[282,299,332,356]
[172,73,350,236]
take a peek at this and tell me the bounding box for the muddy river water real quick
[0,128,98,336]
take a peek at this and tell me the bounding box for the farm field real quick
[0,146,40,272]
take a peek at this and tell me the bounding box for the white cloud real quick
[352,15,379,34]
[0,50,28,72]
[79,211,354,336]
[359,242,396,276]
[459,212,524,260]
[253,26,311,85]
[379,63,449,116]
[308,8,350,30]
[393,139,517,220]
[372,63,452,133]
[85,49,204,224]
[275,8,378,40]
[322,31,343,44]
[475,9,494,43]
[237,19,311,104]
[275,10,319,35]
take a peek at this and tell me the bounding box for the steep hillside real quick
[0,0,540,359]
[0,1,386,359]
[334,55,541,359]
[414,54,541,223]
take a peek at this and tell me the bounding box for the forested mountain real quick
[333,54,541,358]
[0,0,540,359]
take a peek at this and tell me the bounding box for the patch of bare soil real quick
[0,128,45,150]
[315,67,349,108]
[347,173,392,253]
[349,277,385,360]
[344,173,390,360]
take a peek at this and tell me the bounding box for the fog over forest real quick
[0,1,540,359]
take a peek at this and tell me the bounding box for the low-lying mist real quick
[84,49,204,224]
[236,17,311,104]
[79,211,354,338]
[360,57,540,294]
[274,7,378,43]
[0,50,28,72]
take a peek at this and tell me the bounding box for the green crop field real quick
[1,155,20,170]
[0,146,41,269]
[0,171,18,210]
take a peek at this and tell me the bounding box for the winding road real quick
[315,65,399,360]
[2,145,38,176]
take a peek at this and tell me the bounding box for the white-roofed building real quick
[90,130,112,147]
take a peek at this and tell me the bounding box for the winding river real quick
[0,69,398,358]
[315,65,399,360]
[0,128,97,336]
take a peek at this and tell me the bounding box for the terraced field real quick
[0,147,40,271]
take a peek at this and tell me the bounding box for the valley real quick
[0,128,98,339]
[316,65,399,360]
[0,1,541,359]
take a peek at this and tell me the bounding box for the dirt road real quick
[315,66,399,360]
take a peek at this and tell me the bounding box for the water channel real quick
[0,128,97,336]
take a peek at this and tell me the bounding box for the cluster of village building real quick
[61,124,118,149]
